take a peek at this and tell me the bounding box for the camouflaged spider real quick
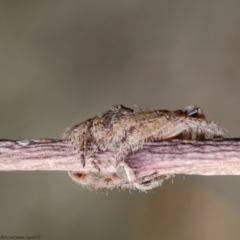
[63,105,225,187]
[63,105,224,165]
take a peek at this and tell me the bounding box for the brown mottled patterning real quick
[63,105,225,190]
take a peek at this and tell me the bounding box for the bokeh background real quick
[0,1,240,239]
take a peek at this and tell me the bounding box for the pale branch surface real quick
[0,138,240,176]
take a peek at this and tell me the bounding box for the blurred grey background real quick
[0,1,240,239]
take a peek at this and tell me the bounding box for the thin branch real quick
[1,138,240,190]
[0,139,77,171]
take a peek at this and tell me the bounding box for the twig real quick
[0,139,240,190]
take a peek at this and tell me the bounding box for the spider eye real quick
[111,105,121,111]
[187,108,199,117]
